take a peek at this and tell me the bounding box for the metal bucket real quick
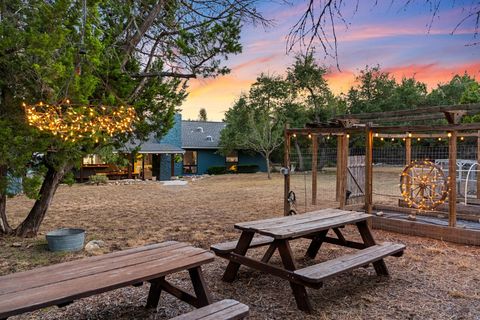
[46,228,86,252]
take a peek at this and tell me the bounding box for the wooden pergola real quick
[283,103,480,232]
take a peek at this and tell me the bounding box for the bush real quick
[89,174,108,185]
[237,164,259,173]
[207,166,227,175]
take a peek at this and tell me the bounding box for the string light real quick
[460,136,464,141]
[400,160,448,212]
[438,137,442,141]
[308,133,312,139]
[407,132,412,138]
[447,132,452,138]
[417,138,421,141]
[380,137,384,141]
[346,134,350,138]
[292,133,297,138]
[375,133,379,137]
[24,101,136,141]
[391,138,395,142]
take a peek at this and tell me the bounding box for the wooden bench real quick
[0,241,214,319]
[294,242,405,284]
[171,299,249,320]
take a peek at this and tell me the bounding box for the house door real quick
[152,154,160,180]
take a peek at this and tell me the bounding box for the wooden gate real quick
[347,155,365,204]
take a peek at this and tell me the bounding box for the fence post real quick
[448,131,457,227]
[365,128,373,214]
[284,124,291,216]
[311,134,318,205]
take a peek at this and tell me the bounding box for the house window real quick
[82,154,105,165]
[226,151,238,171]
[183,151,198,174]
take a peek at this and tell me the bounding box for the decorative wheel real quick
[400,160,449,211]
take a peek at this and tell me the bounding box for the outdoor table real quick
[211,208,405,313]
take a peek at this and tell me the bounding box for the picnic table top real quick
[235,208,370,239]
[0,241,214,318]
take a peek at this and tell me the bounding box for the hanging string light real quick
[24,101,135,142]
[23,0,136,141]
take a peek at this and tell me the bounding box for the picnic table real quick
[0,241,218,319]
[211,208,405,313]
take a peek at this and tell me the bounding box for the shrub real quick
[237,164,259,173]
[207,166,227,175]
[89,174,108,185]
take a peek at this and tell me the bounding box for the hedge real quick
[207,166,227,175]
[237,164,259,173]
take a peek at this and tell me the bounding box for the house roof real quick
[120,134,185,154]
[181,120,226,149]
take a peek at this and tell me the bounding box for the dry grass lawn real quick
[1,171,479,320]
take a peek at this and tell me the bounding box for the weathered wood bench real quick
[294,242,405,284]
[171,299,249,320]
[0,241,215,319]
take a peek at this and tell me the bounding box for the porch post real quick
[311,134,318,205]
[142,154,145,181]
[365,128,374,214]
[448,131,457,227]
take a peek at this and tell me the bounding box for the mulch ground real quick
[1,172,479,320]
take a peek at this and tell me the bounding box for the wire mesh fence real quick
[286,144,479,209]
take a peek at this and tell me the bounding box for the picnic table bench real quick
[211,208,406,313]
[0,241,244,320]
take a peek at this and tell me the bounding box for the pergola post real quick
[405,137,412,165]
[336,135,343,201]
[448,131,457,227]
[339,134,349,209]
[311,134,318,205]
[141,154,145,181]
[284,124,291,216]
[365,128,374,214]
[477,130,480,200]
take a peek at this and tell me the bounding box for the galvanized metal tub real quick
[46,228,85,252]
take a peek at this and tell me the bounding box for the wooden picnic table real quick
[211,208,405,313]
[0,241,215,319]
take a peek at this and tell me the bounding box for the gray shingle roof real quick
[120,134,185,154]
[181,120,226,149]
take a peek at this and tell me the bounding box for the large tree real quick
[0,0,266,237]
[220,75,290,178]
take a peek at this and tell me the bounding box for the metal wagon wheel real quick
[400,160,449,211]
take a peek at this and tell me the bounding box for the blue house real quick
[79,114,266,181]
[181,120,267,175]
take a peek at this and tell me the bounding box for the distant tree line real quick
[220,52,480,178]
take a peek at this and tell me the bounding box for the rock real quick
[85,240,106,252]
[11,242,22,247]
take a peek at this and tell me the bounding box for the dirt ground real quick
[1,171,479,320]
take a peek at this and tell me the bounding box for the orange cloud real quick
[182,75,255,121]
[385,62,480,88]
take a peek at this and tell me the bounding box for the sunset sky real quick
[181,1,480,121]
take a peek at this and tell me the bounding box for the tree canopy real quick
[0,0,267,237]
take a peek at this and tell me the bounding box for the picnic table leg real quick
[356,220,389,276]
[222,231,255,282]
[189,266,213,307]
[146,277,165,309]
[261,243,277,263]
[276,240,313,313]
[305,229,328,259]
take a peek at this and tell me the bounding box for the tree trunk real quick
[15,163,71,237]
[294,140,304,171]
[318,136,327,171]
[265,153,271,179]
[0,165,12,235]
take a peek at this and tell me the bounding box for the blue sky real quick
[182,0,480,120]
